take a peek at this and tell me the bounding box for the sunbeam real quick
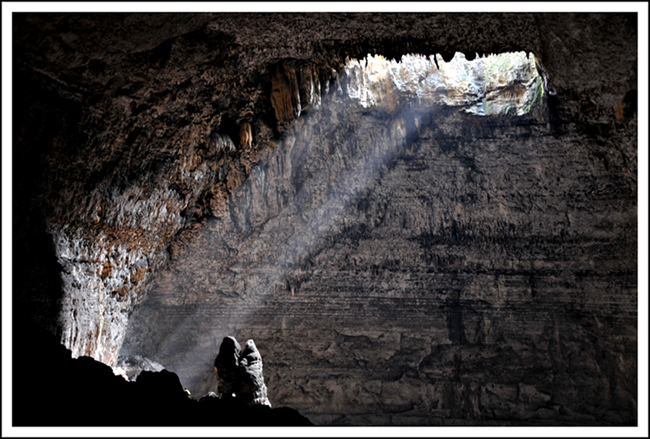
[119,51,547,398]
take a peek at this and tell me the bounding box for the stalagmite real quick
[213,336,241,398]
[213,336,271,407]
[237,339,271,407]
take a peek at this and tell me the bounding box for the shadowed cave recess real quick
[13,13,637,426]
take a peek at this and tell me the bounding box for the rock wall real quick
[121,52,636,425]
[13,13,637,426]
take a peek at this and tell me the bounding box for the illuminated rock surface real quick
[344,52,546,116]
[13,13,637,426]
[213,336,271,406]
[114,354,165,381]
[238,339,272,407]
[122,79,636,425]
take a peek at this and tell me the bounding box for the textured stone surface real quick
[115,355,165,381]
[271,61,302,123]
[13,12,637,426]
[238,339,272,407]
[11,13,549,363]
[213,337,271,406]
[121,74,636,424]
[344,52,546,116]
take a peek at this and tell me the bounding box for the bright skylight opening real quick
[343,52,547,116]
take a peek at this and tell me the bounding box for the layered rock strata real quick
[121,54,636,424]
[12,12,549,366]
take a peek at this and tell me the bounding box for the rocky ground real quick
[12,325,312,426]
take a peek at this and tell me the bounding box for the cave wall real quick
[121,69,636,425]
[13,12,637,426]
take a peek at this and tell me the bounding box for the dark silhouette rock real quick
[214,336,241,398]
[136,369,188,402]
[12,326,312,426]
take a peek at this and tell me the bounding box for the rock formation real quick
[343,52,546,116]
[239,121,253,150]
[114,354,165,381]
[214,336,271,407]
[238,339,271,407]
[271,61,302,124]
[11,326,310,426]
[214,336,242,397]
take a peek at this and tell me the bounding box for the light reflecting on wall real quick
[118,52,549,398]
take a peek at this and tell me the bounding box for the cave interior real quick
[10,12,639,427]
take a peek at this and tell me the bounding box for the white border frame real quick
[2,2,648,438]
